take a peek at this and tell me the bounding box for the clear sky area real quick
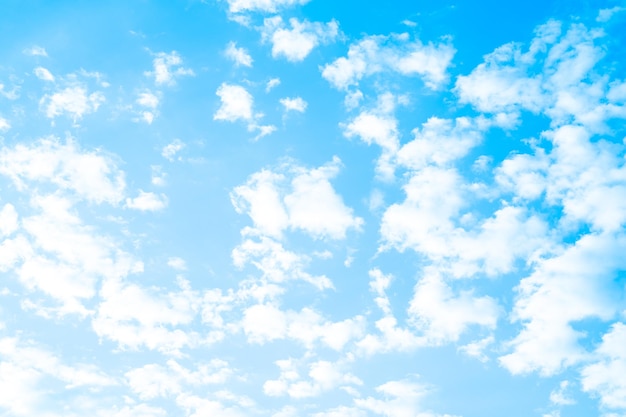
[1,0,626,416]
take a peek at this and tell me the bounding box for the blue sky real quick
[1,0,626,416]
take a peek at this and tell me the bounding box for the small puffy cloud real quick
[322,33,455,90]
[126,190,168,211]
[214,83,254,122]
[162,139,185,161]
[262,17,339,62]
[40,86,105,121]
[145,51,194,86]
[33,67,54,82]
[266,77,281,92]
[214,83,276,139]
[499,233,626,376]
[355,379,453,417]
[597,6,625,22]
[231,157,363,240]
[225,42,253,67]
[23,45,48,56]
[167,257,187,271]
[0,203,19,237]
[0,137,125,204]
[137,91,159,108]
[408,271,500,345]
[0,116,10,132]
[280,97,307,113]
[226,0,310,14]
[135,91,160,124]
[581,323,626,410]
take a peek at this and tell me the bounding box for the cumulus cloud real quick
[262,17,339,62]
[33,67,54,82]
[322,32,455,90]
[280,96,307,113]
[231,157,363,240]
[40,86,105,121]
[225,41,253,67]
[126,190,168,211]
[226,0,310,14]
[0,116,10,132]
[214,83,276,139]
[161,139,185,161]
[145,51,194,86]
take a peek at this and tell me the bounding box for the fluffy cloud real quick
[33,66,55,82]
[145,51,194,86]
[231,157,363,240]
[0,138,125,204]
[322,33,455,90]
[0,116,10,132]
[40,86,105,121]
[126,190,168,211]
[226,0,310,14]
[214,83,276,139]
[581,323,626,410]
[225,41,253,67]
[280,96,307,112]
[262,17,339,62]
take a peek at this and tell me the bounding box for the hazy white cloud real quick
[0,137,126,204]
[145,51,194,86]
[23,45,48,56]
[33,67,54,82]
[162,139,185,161]
[167,257,187,271]
[40,86,105,121]
[323,33,455,90]
[597,6,625,22]
[226,0,310,14]
[581,323,626,410]
[280,96,307,113]
[126,190,168,211]
[225,41,253,67]
[262,17,339,62]
[0,116,10,132]
[214,83,254,122]
[231,157,363,240]
[266,77,281,92]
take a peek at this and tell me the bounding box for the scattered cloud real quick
[145,51,194,86]
[225,42,253,67]
[279,96,307,113]
[262,17,339,62]
[126,190,168,211]
[322,32,455,90]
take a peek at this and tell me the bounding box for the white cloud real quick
[322,33,455,90]
[40,86,105,121]
[126,190,168,211]
[137,91,159,108]
[0,204,18,237]
[33,66,54,82]
[151,165,167,186]
[499,233,626,376]
[145,51,194,86]
[262,17,339,62]
[355,379,455,417]
[266,77,281,92]
[226,0,310,14]
[231,157,363,240]
[581,323,626,410]
[167,257,187,271]
[161,139,185,161]
[280,96,307,113]
[458,335,495,363]
[264,358,362,399]
[92,277,202,355]
[549,380,576,406]
[225,41,253,67]
[23,45,48,56]
[408,270,500,345]
[214,83,254,122]
[125,359,234,400]
[597,6,625,22]
[0,116,10,132]
[0,137,126,204]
